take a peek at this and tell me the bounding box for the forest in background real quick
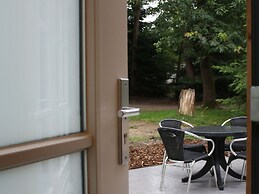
[128,0,247,109]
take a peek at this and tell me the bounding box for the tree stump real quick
[178,89,195,116]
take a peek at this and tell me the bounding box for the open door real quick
[248,0,259,193]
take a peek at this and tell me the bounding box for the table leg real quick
[212,137,226,190]
[214,154,224,190]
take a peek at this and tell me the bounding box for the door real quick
[0,0,129,194]
[0,0,90,193]
[249,0,259,193]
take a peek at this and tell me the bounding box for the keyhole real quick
[123,133,127,144]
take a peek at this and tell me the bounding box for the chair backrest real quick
[159,119,194,129]
[230,137,247,157]
[221,116,247,138]
[157,127,184,161]
[221,116,247,127]
[230,116,247,127]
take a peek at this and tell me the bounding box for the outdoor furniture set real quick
[158,117,247,194]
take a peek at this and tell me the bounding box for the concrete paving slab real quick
[129,160,246,194]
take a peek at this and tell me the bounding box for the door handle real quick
[118,107,140,118]
[251,86,259,122]
[118,78,140,164]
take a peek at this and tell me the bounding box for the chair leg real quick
[224,165,230,185]
[212,166,217,186]
[209,168,214,176]
[241,160,246,181]
[161,152,167,174]
[184,163,191,176]
[224,154,235,186]
[160,153,167,191]
[186,161,195,194]
[160,151,167,179]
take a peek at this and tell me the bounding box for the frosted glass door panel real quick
[0,0,81,146]
[0,152,83,194]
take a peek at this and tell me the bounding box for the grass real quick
[130,107,245,126]
[129,136,152,143]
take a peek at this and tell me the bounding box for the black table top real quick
[186,125,247,137]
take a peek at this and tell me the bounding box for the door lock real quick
[118,78,140,164]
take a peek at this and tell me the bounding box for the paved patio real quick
[129,159,246,194]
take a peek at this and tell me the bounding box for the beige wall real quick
[86,0,128,194]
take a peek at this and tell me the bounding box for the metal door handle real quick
[251,86,259,122]
[118,107,140,118]
[118,78,140,164]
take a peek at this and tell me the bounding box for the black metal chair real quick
[221,116,247,152]
[159,119,207,153]
[157,127,216,194]
[224,137,247,185]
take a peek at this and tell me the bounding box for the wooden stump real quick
[178,89,195,116]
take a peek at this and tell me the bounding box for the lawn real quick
[130,107,246,126]
[128,106,246,169]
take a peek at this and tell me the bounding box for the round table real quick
[183,126,247,190]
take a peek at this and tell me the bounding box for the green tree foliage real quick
[128,0,173,97]
[154,0,246,107]
[214,58,247,111]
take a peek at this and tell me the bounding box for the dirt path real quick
[129,121,158,137]
[130,97,178,111]
[129,97,177,142]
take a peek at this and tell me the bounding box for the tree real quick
[128,0,172,96]
[128,0,142,91]
[154,0,246,107]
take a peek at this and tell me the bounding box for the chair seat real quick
[236,151,246,160]
[224,142,246,152]
[183,150,209,163]
[184,144,206,153]
[228,151,247,162]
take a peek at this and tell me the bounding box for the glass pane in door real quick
[0,0,81,147]
[0,152,83,194]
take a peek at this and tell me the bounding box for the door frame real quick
[248,0,259,193]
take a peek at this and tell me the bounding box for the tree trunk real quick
[200,58,217,107]
[179,89,195,116]
[175,46,183,83]
[130,1,141,93]
[185,58,195,80]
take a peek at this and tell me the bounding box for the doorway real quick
[128,1,252,193]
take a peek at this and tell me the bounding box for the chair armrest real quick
[230,137,247,156]
[221,118,231,126]
[184,131,215,156]
[181,120,194,128]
